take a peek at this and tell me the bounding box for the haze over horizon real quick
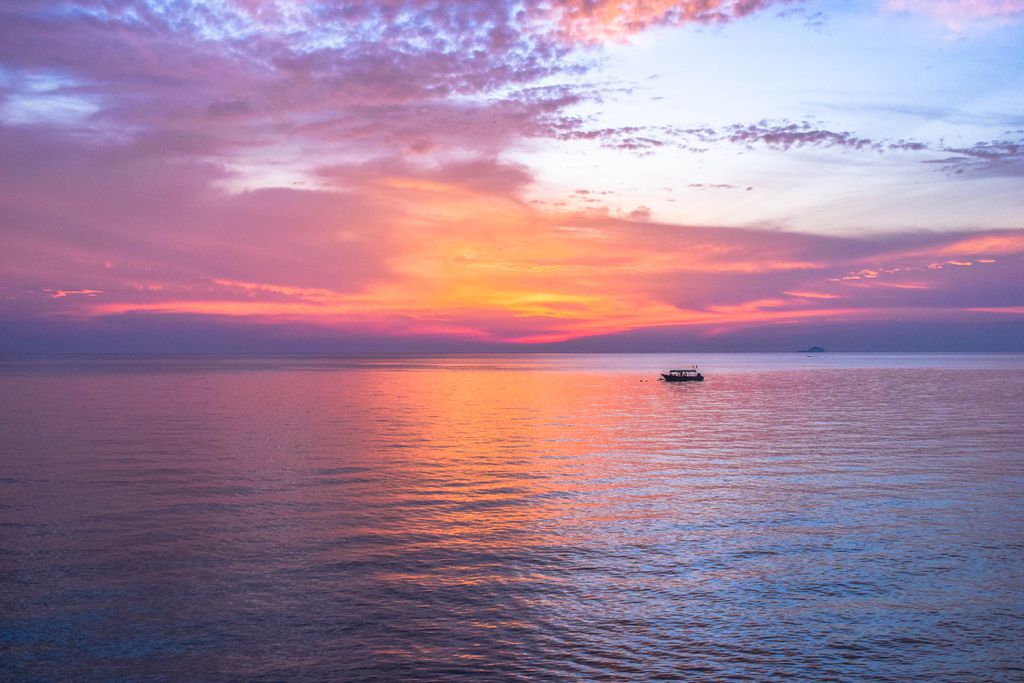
[2,0,1023,352]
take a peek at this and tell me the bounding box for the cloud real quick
[0,2,966,186]
[2,120,1021,349]
[546,116,1024,182]
[689,183,751,190]
[0,1,591,172]
[538,117,937,156]
[0,1,803,173]
[928,135,1024,177]
[0,1,1020,351]
[547,0,800,41]
[886,0,1024,29]
[721,120,882,151]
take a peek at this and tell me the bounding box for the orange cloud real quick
[546,0,787,41]
[47,288,103,298]
[71,176,840,343]
[934,234,1024,256]
[32,166,1024,346]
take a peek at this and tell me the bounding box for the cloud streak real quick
[887,0,1024,29]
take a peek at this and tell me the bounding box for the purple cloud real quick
[929,135,1024,177]
[721,120,882,151]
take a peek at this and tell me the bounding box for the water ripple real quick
[1,353,1023,680]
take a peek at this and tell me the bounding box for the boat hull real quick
[661,374,704,382]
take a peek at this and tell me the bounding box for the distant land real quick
[800,346,826,353]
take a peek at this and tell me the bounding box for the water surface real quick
[2,354,1022,680]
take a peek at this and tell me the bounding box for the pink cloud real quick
[887,0,1024,28]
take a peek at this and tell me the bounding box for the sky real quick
[1,0,1023,352]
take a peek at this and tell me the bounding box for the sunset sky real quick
[2,0,1022,351]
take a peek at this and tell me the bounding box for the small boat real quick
[660,367,704,382]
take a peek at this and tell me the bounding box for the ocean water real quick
[1,353,1022,681]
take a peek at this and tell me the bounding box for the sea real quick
[1,353,1022,681]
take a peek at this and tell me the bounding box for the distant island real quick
[800,346,826,353]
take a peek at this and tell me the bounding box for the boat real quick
[660,367,704,382]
